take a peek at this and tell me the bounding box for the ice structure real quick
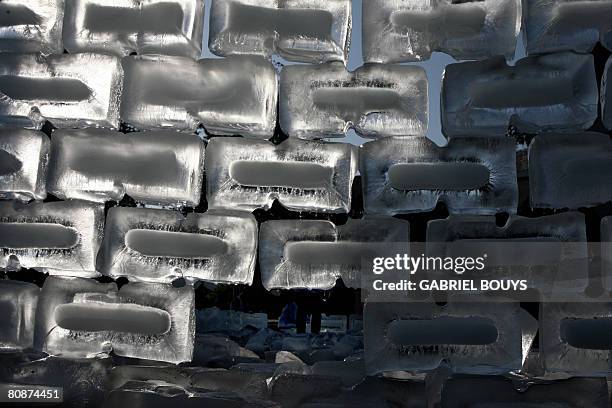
[34,277,195,364]
[442,52,598,137]
[209,0,351,64]
[197,307,267,334]
[280,63,428,139]
[259,217,409,290]
[63,0,204,58]
[120,55,277,138]
[360,137,518,215]
[602,56,612,131]
[363,0,521,63]
[97,207,258,285]
[0,200,103,274]
[0,280,39,350]
[0,53,123,129]
[0,129,49,201]
[529,132,612,210]
[47,129,204,208]
[206,137,357,213]
[0,1,64,54]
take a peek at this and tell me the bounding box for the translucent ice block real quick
[529,132,612,210]
[206,137,357,213]
[63,0,204,58]
[47,129,204,208]
[34,277,195,364]
[120,55,277,138]
[97,207,257,284]
[0,200,103,274]
[259,217,409,290]
[602,56,612,131]
[0,129,49,201]
[210,0,350,64]
[0,1,64,54]
[442,53,598,137]
[0,280,39,350]
[0,53,123,129]
[197,307,267,334]
[280,63,428,139]
[363,0,521,63]
[360,137,518,215]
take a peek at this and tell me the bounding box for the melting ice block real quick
[0,53,123,129]
[259,217,409,290]
[0,1,64,54]
[280,63,428,139]
[47,129,204,207]
[360,137,518,215]
[602,56,612,131]
[529,132,612,210]
[63,0,204,58]
[34,277,195,364]
[206,137,357,213]
[209,0,351,63]
[442,52,598,137]
[0,200,103,274]
[121,55,277,138]
[0,280,39,351]
[97,207,258,285]
[363,0,521,63]
[0,129,49,201]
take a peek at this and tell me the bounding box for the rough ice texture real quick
[442,52,598,138]
[0,1,64,54]
[529,132,612,210]
[524,0,612,55]
[206,137,357,213]
[46,129,204,208]
[0,200,104,274]
[63,0,204,58]
[259,217,409,290]
[97,207,258,285]
[0,53,123,130]
[360,137,518,215]
[0,280,39,350]
[120,55,277,138]
[34,277,195,364]
[0,129,49,201]
[280,63,428,139]
[602,56,612,130]
[363,0,521,63]
[209,0,351,63]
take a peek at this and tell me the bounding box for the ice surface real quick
[34,277,195,364]
[63,0,204,58]
[279,63,428,139]
[360,137,518,215]
[603,217,612,292]
[0,53,123,129]
[121,55,277,137]
[0,129,49,201]
[0,1,64,54]
[0,200,103,274]
[192,334,257,367]
[47,129,204,207]
[602,56,612,131]
[206,137,357,213]
[197,307,267,334]
[259,217,409,290]
[209,0,351,63]
[363,0,521,63]
[529,132,612,210]
[0,280,39,350]
[97,207,257,284]
[442,52,598,137]
[269,372,343,407]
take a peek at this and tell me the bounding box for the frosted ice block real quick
[442,53,598,137]
[0,53,123,129]
[0,280,39,350]
[97,207,257,285]
[0,129,49,201]
[363,0,521,63]
[47,129,204,208]
[529,132,612,210]
[360,137,518,215]
[63,0,204,58]
[121,55,277,138]
[209,0,351,63]
[206,137,357,213]
[0,1,64,54]
[34,277,195,364]
[0,200,103,274]
[280,63,428,139]
[602,56,612,131]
